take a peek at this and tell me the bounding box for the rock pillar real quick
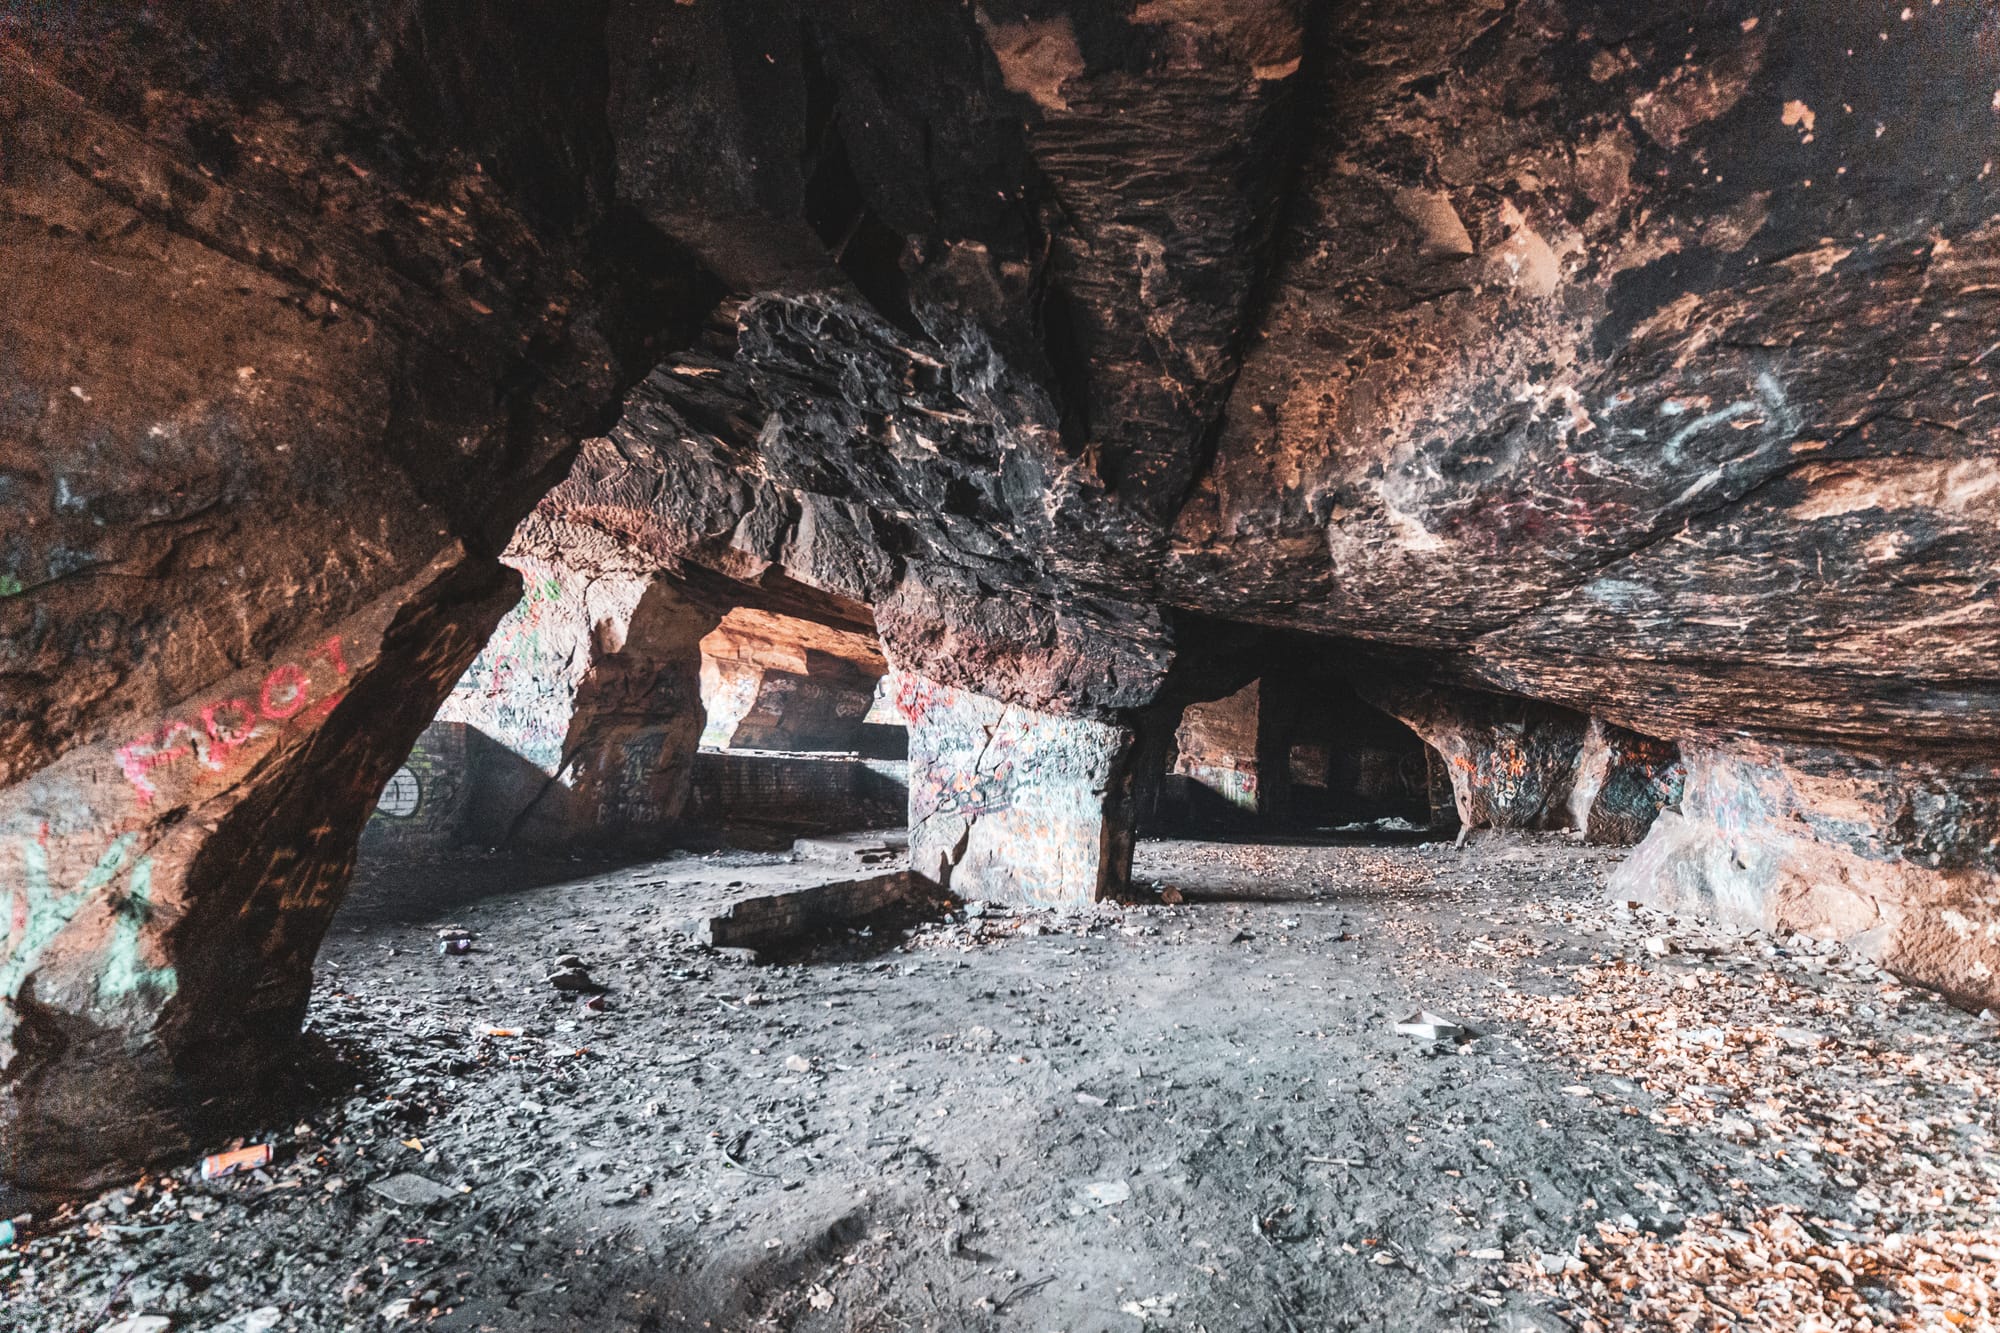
[1,550,517,1198]
[894,673,1137,907]
[1370,685,1681,844]
[1378,688,1588,831]
[1567,718,1686,846]
[1171,681,1263,816]
[0,6,642,1198]
[560,577,721,844]
[425,556,719,849]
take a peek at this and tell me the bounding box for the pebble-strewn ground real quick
[6,832,1995,1332]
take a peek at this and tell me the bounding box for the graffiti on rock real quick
[442,564,577,773]
[0,824,176,1005]
[95,850,177,1004]
[899,672,1131,908]
[601,731,669,825]
[893,673,953,728]
[903,679,1025,821]
[118,635,350,803]
[915,749,1019,820]
[376,767,421,818]
[1603,734,1686,814]
[1451,737,1533,805]
[1181,763,1258,812]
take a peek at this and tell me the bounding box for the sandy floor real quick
[6,833,1996,1332]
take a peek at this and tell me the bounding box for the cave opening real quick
[1134,667,1448,845]
[355,558,911,873]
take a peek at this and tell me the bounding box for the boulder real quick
[1613,746,2000,1009]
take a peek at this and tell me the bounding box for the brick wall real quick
[365,731,912,856]
[361,722,473,852]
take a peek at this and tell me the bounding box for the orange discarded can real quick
[199,1143,273,1181]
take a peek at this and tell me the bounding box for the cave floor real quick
[8,834,1998,1332]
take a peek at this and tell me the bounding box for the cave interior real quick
[4,2,2000,1328]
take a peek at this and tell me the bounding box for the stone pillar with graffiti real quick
[0,3,635,1197]
[893,672,1138,908]
[560,577,720,844]
[1,549,517,1198]
[1365,683,1683,844]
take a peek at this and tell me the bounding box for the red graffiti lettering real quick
[302,636,350,719]
[117,719,196,804]
[259,663,309,720]
[199,698,258,770]
[311,635,348,676]
[117,637,351,799]
[305,691,343,722]
[894,675,953,726]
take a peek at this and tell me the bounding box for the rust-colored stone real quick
[699,609,885,753]
[1373,685,1680,845]
[0,8,666,1195]
[5,0,1999,1198]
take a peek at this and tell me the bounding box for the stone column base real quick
[0,546,514,1198]
[894,674,1135,907]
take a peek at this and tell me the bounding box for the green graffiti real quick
[0,573,20,597]
[96,854,177,1004]
[0,831,175,1004]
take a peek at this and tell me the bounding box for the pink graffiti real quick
[894,675,954,726]
[118,636,350,803]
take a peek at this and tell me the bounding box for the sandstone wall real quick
[6,0,1999,1195]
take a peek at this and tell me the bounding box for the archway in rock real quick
[697,609,885,755]
[360,558,911,867]
[685,608,907,841]
[1137,674,1441,840]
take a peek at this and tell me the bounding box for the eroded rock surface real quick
[531,0,1998,991]
[1614,747,2000,1008]
[558,1,2000,752]
[0,7,680,1193]
[1,549,512,1195]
